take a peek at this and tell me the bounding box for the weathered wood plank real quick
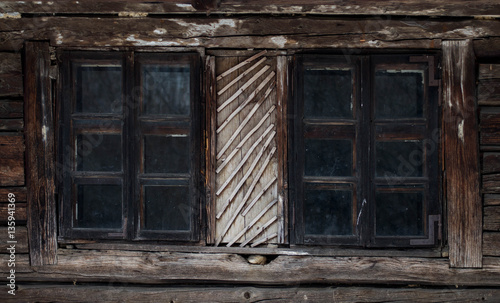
[0,99,23,118]
[478,80,500,105]
[443,40,482,268]
[0,134,24,186]
[0,17,497,49]
[0,72,23,96]
[483,174,500,194]
[0,53,22,74]
[484,206,500,231]
[480,108,500,145]
[484,194,500,206]
[479,64,500,81]
[24,41,57,266]
[0,118,23,131]
[0,226,28,253]
[475,38,500,59]
[483,232,500,256]
[6,285,500,303]
[0,202,26,223]
[3,250,500,286]
[1,0,500,16]
[483,153,500,174]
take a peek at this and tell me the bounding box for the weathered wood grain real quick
[478,80,500,105]
[483,153,500,174]
[483,174,500,193]
[480,108,500,145]
[479,64,500,80]
[206,55,217,244]
[0,202,26,223]
[0,73,23,96]
[5,285,500,303]
[0,226,28,253]
[0,53,22,74]
[0,187,26,202]
[484,194,500,206]
[0,134,24,186]
[0,99,23,118]
[443,40,482,268]
[0,118,23,131]
[1,0,499,16]
[475,38,500,59]
[483,232,500,256]
[24,41,57,266]
[3,250,500,286]
[0,17,497,50]
[484,206,500,231]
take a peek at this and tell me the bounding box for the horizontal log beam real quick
[479,64,500,80]
[0,134,24,186]
[483,232,500,256]
[0,202,26,223]
[2,250,500,286]
[0,0,499,17]
[0,226,28,252]
[484,194,500,206]
[0,99,23,118]
[0,17,498,50]
[484,206,500,231]
[4,284,500,303]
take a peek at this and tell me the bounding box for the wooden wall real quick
[0,1,500,301]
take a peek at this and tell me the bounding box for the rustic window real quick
[291,54,441,247]
[59,51,201,241]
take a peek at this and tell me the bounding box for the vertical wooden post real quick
[443,40,482,268]
[24,41,57,265]
[276,56,288,244]
[206,55,217,244]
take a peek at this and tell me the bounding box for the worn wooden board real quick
[1,0,500,16]
[0,99,23,118]
[0,134,24,186]
[0,17,498,50]
[0,226,28,252]
[484,194,500,206]
[0,202,26,223]
[484,206,500,231]
[478,80,500,105]
[214,52,280,246]
[3,284,500,303]
[483,153,500,174]
[483,232,500,256]
[3,250,500,286]
[480,108,500,145]
[443,40,482,268]
[24,41,57,266]
[0,72,23,96]
[479,64,500,81]
[483,174,500,194]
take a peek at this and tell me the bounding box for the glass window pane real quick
[376,141,423,178]
[76,65,122,114]
[144,135,190,174]
[375,70,424,119]
[76,184,122,229]
[142,65,190,116]
[304,189,353,236]
[304,68,352,119]
[143,185,190,231]
[376,190,424,236]
[305,139,352,177]
[76,134,121,172]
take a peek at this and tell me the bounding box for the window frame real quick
[290,52,442,248]
[58,50,202,242]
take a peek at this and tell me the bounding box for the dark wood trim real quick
[24,41,57,265]
[205,55,217,244]
[442,40,482,268]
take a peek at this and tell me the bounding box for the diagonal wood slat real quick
[215,52,281,247]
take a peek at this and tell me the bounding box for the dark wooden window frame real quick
[291,53,441,248]
[58,50,202,242]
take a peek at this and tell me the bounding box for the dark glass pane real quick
[305,139,352,176]
[142,65,190,116]
[76,134,121,172]
[76,184,122,229]
[76,65,122,114]
[304,189,353,236]
[144,135,190,174]
[376,190,424,236]
[144,185,190,231]
[375,70,424,119]
[304,68,352,119]
[376,141,423,178]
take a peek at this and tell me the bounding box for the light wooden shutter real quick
[211,51,286,247]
